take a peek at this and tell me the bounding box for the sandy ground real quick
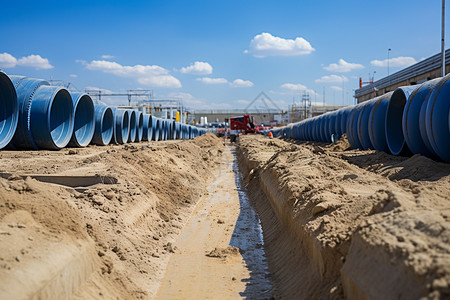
[1,130,448,300]
[238,134,450,299]
[157,146,271,299]
[0,133,226,299]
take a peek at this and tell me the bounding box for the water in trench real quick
[229,148,273,298]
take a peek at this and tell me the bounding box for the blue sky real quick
[0,0,446,109]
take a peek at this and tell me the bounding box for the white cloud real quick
[330,86,343,92]
[17,55,54,69]
[230,79,253,88]
[196,77,228,84]
[69,74,78,78]
[0,52,53,69]
[324,59,364,72]
[245,32,315,58]
[137,76,182,88]
[101,54,115,60]
[279,82,319,97]
[280,83,308,91]
[236,99,250,105]
[82,60,181,88]
[370,56,417,68]
[180,61,213,75]
[0,52,17,68]
[315,75,348,84]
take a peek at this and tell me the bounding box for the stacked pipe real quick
[269,74,450,163]
[0,72,204,150]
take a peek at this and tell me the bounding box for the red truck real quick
[229,115,256,142]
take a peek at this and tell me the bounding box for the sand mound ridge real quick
[0,133,224,299]
[238,134,450,299]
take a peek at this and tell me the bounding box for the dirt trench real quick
[1,132,449,299]
[237,134,450,299]
[0,133,229,299]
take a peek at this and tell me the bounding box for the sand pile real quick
[238,134,450,299]
[0,133,224,299]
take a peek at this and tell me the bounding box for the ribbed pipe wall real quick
[268,74,450,163]
[0,72,18,149]
[91,105,114,146]
[68,93,95,147]
[0,72,210,151]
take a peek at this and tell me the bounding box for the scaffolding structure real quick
[288,92,311,123]
[85,89,188,122]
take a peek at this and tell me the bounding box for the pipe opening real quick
[386,90,408,155]
[0,73,17,148]
[73,95,94,146]
[49,90,73,148]
[121,111,130,143]
[102,108,114,144]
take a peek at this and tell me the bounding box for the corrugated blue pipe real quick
[30,85,74,150]
[402,78,441,158]
[346,106,363,149]
[160,119,167,140]
[367,92,393,153]
[9,75,74,150]
[142,114,153,141]
[127,110,137,143]
[357,98,377,150]
[8,76,49,149]
[386,85,417,156]
[135,111,143,142]
[152,117,160,141]
[112,108,129,144]
[91,105,113,146]
[68,93,95,147]
[174,122,181,139]
[165,120,171,140]
[425,74,450,162]
[0,72,18,149]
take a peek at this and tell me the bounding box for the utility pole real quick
[322,87,325,113]
[442,0,446,76]
[388,48,391,87]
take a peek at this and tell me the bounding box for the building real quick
[355,49,450,103]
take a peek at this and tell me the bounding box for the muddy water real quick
[229,149,273,298]
[156,145,273,299]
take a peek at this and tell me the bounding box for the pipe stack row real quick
[268,75,450,163]
[0,72,207,150]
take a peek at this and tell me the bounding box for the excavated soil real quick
[2,131,449,299]
[0,133,225,299]
[238,134,450,300]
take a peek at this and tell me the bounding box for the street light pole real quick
[442,0,446,76]
[388,48,391,87]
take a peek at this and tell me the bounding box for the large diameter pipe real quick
[346,106,364,149]
[142,114,153,141]
[29,86,74,150]
[159,119,166,140]
[91,105,114,146]
[68,93,95,147]
[357,99,377,150]
[155,118,162,141]
[167,120,172,140]
[425,74,450,162]
[112,108,129,144]
[0,72,18,149]
[385,85,418,156]
[174,122,181,139]
[402,78,441,157]
[135,111,143,142]
[127,110,137,143]
[367,92,393,153]
[8,76,49,149]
